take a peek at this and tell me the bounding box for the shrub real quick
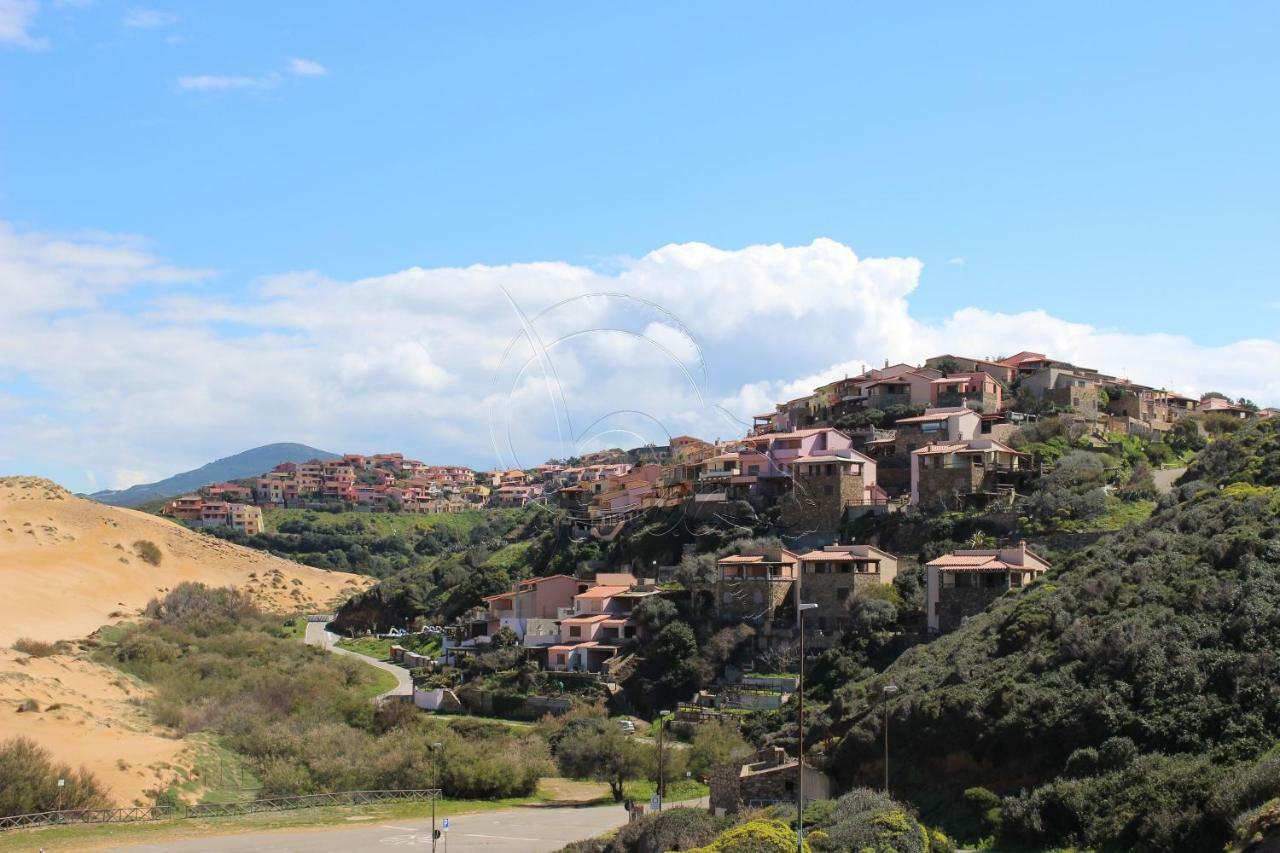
[133,540,162,566]
[687,720,752,781]
[688,818,809,852]
[814,788,930,853]
[11,637,59,657]
[610,806,732,853]
[0,737,109,817]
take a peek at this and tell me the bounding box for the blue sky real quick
[3,2,1280,491]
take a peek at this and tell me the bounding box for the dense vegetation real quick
[559,787,952,853]
[98,583,550,801]
[824,420,1280,851]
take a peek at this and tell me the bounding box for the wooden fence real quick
[0,789,441,832]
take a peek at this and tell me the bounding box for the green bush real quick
[133,539,162,566]
[0,737,109,817]
[609,806,733,853]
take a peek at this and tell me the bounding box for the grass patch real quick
[0,795,552,852]
[624,778,709,803]
[336,635,392,660]
[1047,497,1157,533]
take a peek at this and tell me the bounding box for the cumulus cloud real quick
[3,220,1278,492]
[0,0,45,48]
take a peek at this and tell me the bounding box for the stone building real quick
[909,439,1031,510]
[709,747,833,816]
[793,544,899,646]
[779,452,880,533]
[926,543,1051,633]
[714,549,800,628]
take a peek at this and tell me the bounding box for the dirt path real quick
[303,619,412,700]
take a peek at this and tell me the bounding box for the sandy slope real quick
[0,476,374,806]
[0,476,370,646]
[0,648,191,805]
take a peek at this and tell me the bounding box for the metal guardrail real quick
[0,789,441,832]
[0,805,175,830]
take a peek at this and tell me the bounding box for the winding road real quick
[114,801,634,852]
[304,619,413,701]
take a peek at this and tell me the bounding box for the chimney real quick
[770,746,787,767]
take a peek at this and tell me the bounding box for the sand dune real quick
[0,647,192,805]
[0,476,370,646]
[0,475,374,805]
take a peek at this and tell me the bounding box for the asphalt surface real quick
[113,802,634,852]
[304,620,413,700]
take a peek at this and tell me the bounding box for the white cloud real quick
[0,0,45,48]
[123,7,177,28]
[177,73,278,92]
[288,57,326,77]
[3,220,1279,493]
[947,256,965,266]
[178,58,326,93]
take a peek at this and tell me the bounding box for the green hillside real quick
[826,419,1280,851]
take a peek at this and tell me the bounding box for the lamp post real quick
[430,742,443,852]
[882,684,899,793]
[657,710,673,802]
[795,601,818,852]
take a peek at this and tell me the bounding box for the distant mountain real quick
[89,442,340,507]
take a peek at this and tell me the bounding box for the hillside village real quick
[159,348,1278,685]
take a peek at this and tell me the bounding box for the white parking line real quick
[461,833,542,841]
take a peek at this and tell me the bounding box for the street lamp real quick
[882,684,899,793]
[795,601,818,852]
[657,710,673,802]
[430,742,443,852]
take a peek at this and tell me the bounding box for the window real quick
[569,626,581,638]
[825,464,835,475]
[1010,572,1023,588]
[747,465,759,475]
[942,572,955,588]
[836,587,850,601]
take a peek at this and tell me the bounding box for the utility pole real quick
[657,710,672,801]
[430,742,442,852]
[796,564,819,853]
[883,684,899,793]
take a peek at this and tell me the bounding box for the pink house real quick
[546,573,659,673]
[931,373,1003,413]
[741,428,880,504]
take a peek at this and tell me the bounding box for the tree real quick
[555,719,648,801]
[0,737,109,817]
[933,357,960,376]
[644,622,702,704]
[687,720,752,780]
[633,597,680,634]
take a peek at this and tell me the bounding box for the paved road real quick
[1154,465,1187,496]
[304,620,413,700]
[114,802,633,852]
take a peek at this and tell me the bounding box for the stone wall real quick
[916,464,984,510]
[780,469,865,533]
[1045,384,1100,417]
[936,577,1009,632]
[802,571,886,637]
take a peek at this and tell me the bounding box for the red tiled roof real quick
[574,586,630,599]
[794,550,877,562]
[562,614,612,624]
